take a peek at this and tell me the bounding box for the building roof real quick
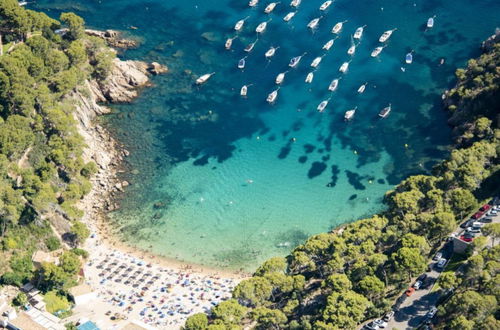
[120,320,155,330]
[8,311,46,330]
[77,320,100,330]
[69,284,93,297]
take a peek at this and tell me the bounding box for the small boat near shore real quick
[196,72,215,85]
[339,61,350,73]
[319,1,333,11]
[244,39,258,52]
[240,84,253,97]
[305,72,314,83]
[264,2,278,14]
[328,78,340,91]
[357,82,367,93]
[284,12,296,22]
[238,57,247,69]
[249,0,259,7]
[275,72,287,84]
[307,17,322,30]
[427,15,436,28]
[256,19,271,33]
[379,28,397,42]
[225,37,236,50]
[378,103,391,118]
[289,52,306,68]
[265,46,279,58]
[317,99,330,112]
[353,25,366,39]
[344,107,357,121]
[322,37,338,50]
[371,45,386,57]
[332,20,347,34]
[267,89,279,103]
[290,0,301,7]
[310,56,323,68]
[347,42,356,56]
[405,51,413,64]
[234,17,249,31]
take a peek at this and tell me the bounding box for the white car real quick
[426,306,438,318]
[436,258,447,268]
[413,280,422,290]
[374,319,388,328]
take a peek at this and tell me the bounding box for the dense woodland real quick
[0,0,113,311]
[184,37,500,329]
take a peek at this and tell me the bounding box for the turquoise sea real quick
[33,0,500,271]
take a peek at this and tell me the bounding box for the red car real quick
[405,287,415,296]
[460,235,473,242]
[472,211,484,219]
[479,204,491,212]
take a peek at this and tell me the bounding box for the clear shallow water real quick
[34,0,500,270]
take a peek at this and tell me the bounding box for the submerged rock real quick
[148,62,168,75]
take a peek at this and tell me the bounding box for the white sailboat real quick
[332,20,347,34]
[328,78,340,91]
[265,46,279,58]
[322,37,338,50]
[353,25,366,39]
[275,72,286,85]
[264,2,278,14]
[249,0,259,7]
[339,61,350,73]
[225,37,236,50]
[310,56,323,68]
[289,52,306,68]
[379,103,391,118]
[427,16,436,28]
[256,19,271,33]
[267,89,279,103]
[319,1,333,11]
[196,72,215,85]
[238,57,247,69]
[283,12,296,22]
[405,51,414,64]
[290,0,301,7]
[305,72,314,83]
[244,39,258,52]
[240,84,252,97]
[234,17,249,31]
[347,43,356,55]
[344,107,357,121]
[307,17,322,30]
[317,99,330,112]
[371,45,386,57]
[379,28,397,42]
[357,82,367,93]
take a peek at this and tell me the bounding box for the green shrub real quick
[45,236,61,251]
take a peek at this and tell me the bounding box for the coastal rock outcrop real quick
[85,29,138,49]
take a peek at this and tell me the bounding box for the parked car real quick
[460,235,473,242]
[426,306,438,318]
[479,204,491,212]
[460,219,475,228]
[405,287,415,296]
[472,211,484,219]
[481,217,493,223]
[433,252,443,261]
[436,258,447,269]
[383,311,395,322]
[413,280,423,290]
[487,210,498,216]
[374,319,388,328]
[365,321,379,330]
[417,273,428,282]
[466,227,481,234]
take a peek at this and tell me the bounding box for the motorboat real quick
[307,17,321,30]
[344,107,357,120]
[240,85,249,96]
[378,103,391,118]
[405,51,413,64]
[328,78,339,91]
[322,37,337,50]
[264,2,278,14]
[289,52,306,68]
[371,46,385,57]
[267,89,279,103]
[249,0,259,7]
[238,57,247,69]
[244,39,258,52]
[290,0,301,7]
[347,44,356,55]
[379,28,397,42]
[305,72,314,83]
[256,19,271,33]
[339,61,350,73]
[283,12,296,22]
[319,1,333,11]
[310,56,322,68]
[225,37,236,50]
[353,25,366,39]
[317,99,329,112]
[427,16,435,28]
[196,72,215,85]
[234,17,249,31]
[265,46,279,58]
[275,72,286,84]
[332,20,347,34]
[357,82,367,93]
